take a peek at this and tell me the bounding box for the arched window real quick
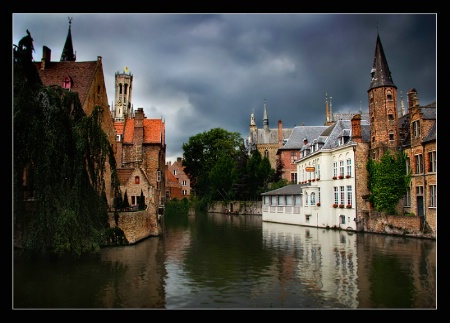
[135,176,140,184]
[311,192,316,205]
[62,76,72,90]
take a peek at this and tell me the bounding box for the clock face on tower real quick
[117,100,122,106]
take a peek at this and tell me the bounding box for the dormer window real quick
[135,176,140,184]
[62,76,72,90]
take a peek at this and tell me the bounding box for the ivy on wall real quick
[13,31,121,256]
[366,150,411,215]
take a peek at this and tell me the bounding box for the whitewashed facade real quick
[262,119,369,231]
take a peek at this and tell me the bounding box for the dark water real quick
[13,211,436,309]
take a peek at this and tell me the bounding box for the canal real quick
[13,211,436,309]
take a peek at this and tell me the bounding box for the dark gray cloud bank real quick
[13,13,436,163]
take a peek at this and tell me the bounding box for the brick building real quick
[166,157,191,200]
[112,68,166,214]
[31,19,117,206]
[262,31,436,237]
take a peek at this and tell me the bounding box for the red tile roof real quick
[122,118,165,144]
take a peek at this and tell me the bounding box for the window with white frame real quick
[413,120,421,138]
[339,160,344,177]
[415,154,423,174]
[334,187,339,204]
[182,190,187,195]
[182,180,187,186]
[340,186,345,205]
[305,192,309,206]
[318,187,321,203]
[340,215,346,224]
[278,195,285,206]
[430,185,436,207]
[428,151,436,172]
[405,188,411,207]
[295,195,301,206]
[311,192,316,205]
[290,151,297,164]
[316,163,320,179]
[333,161,338,177]
[346,158,352,177]
[416,186,423,196]
[286,195,293,206]
[406,157,410,175]
[346,185,352,205]
[291,172,297,184]
[271,196,277,205]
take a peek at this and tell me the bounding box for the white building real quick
[262,119,370,231]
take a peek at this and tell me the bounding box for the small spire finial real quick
[68,16,73,25]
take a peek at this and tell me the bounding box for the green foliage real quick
[366,150,411,215]
[182,128,276,203]
[165,198,190,217]
[181,128,245,198]
[13,32,121,256]
[268,178,290,191]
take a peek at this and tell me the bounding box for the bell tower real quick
[113,66,133,122]
[367,33,399,161]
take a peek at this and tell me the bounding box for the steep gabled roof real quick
[34,60,98,106]
[321,119,369,150]
[423,121,436,143]
[277,125,328,152]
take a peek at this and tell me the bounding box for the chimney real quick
[278,120,283,146]
[177,157,182,163]
[134,108,145,128]
[407,88,419,109]
[41,46,51,70]
[351,114,362,143]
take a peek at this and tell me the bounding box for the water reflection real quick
[13,212,436,309]
[262,222,359,308]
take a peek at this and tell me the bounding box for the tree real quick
[13,31,121,256]
[123,190,130,208]
[182,128,244,199]
[139,189,146,210]
[209,154,236,202]
[366,150,411,215]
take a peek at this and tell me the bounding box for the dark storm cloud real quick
[13,13,436,163]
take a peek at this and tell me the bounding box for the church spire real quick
[60,17,76,62]
[263,99,269,132]
[369,32,395,90]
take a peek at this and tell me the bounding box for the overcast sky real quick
[12,13,436,163]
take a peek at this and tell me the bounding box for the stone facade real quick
[108,209,162,244]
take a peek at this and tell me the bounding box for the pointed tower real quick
[367,32,399,160]
[263,99,269,132]
[60,17,76,62]
[324,93,334,126]
[249,109,257,145]
[113,66,134,122]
